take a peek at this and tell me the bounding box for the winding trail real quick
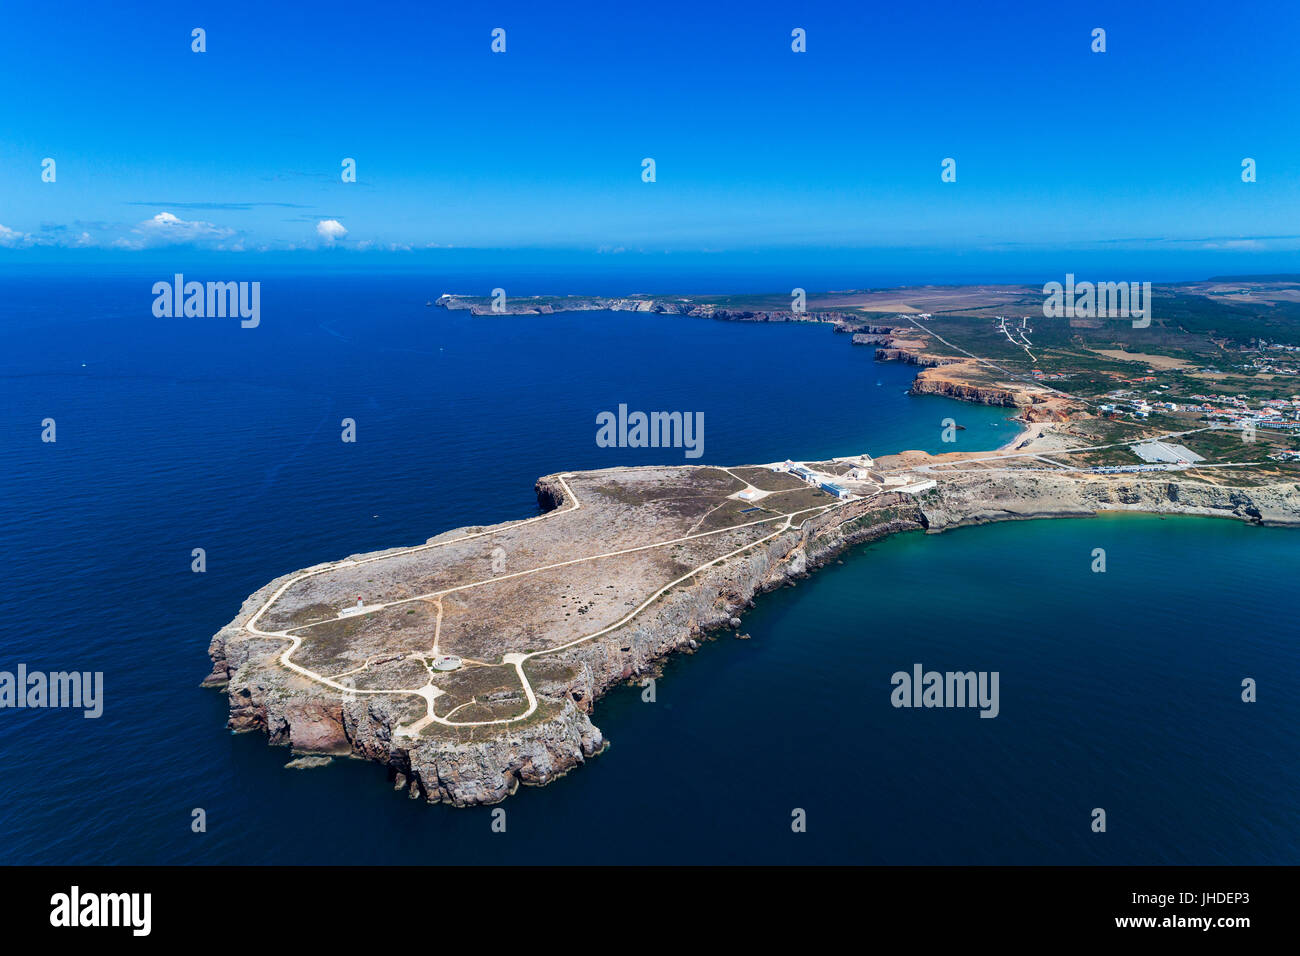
[242,472,841,732]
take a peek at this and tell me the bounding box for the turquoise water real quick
[1,272,1294,864]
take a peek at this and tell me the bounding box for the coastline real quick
[204,296,1300,806]
[206,458,1300,805]
[997,419,1049,451]
[435,293,1078,435]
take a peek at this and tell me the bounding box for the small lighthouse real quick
[338,595,367,618]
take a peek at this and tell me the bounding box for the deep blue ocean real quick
[1,272,1296,864]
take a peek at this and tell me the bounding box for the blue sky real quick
[2,0,1299,277]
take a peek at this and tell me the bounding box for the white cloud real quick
[1199,239,1263,251]
[0,223,96,248]
[316,219,347,243]
[113,211,235,249]
[0,224,37,248]
[356,239,411,252]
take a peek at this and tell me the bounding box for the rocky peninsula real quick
[205,284,1300,805]
[205,455,1299,806]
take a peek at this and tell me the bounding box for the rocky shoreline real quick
[436,293,1056,416]
[435,293,859,324]
[205,297,1299,806]
[204,476,927,805]
[204,465,1300,806]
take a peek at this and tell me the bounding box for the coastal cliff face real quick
[865,327,1077,420]
[204,564,611,805]
[868,346,1034,408]
[361,696,605,806]
[922,473,1300,530]
[438,293,860,326]
[909,374,1023,407]
[872,347,957,367]
[873,352,1069,416]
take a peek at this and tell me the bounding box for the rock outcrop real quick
[922,472,1300,531]
[909,373,1022,407]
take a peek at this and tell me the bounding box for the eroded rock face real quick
[401,700,604,806]
[910,375,1021,407]
[921,473,1300,530]
[284,699,351,755]
[873,347,961,368]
